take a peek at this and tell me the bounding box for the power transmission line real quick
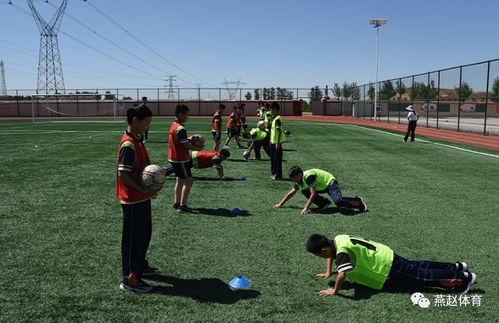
[8,2,166,83]
[27,0,67,94]
[0,60,7,95]
[60,31,165,81]
[46,0,178,82]
[222,78,246,99]
[82,0,219,88]
[165,75,177,100]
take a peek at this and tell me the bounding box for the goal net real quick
[30,93,127,124]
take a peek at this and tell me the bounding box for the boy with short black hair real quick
[305,233,476,296]
[211,103,225,151]
[274,166,367,214]
[269,102,285,180]
[140,97,150,142]
[168,104,202,213]
[243,121,270,160]
[224,105,243,148]
[116,105,160,293]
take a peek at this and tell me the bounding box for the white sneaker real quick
[358,196,368,212]
[456,261,468,272]
[460,272,476,295]
[119,281,153,293]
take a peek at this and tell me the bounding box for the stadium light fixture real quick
[369,18,387,121]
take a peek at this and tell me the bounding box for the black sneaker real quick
[173,203,180,210]
[317,201,332,212]
[358,196,368,212]
[456,261,468,272]
[178,205,194,213]
[455,271,476,294]
[142,266,161,277]
[119,280,153,293]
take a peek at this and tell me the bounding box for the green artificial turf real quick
[0,118,497,322]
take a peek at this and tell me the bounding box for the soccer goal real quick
[30,93,127,124]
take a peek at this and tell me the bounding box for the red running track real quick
[285,116,499,151]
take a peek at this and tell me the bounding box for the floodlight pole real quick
[370,19,387,121]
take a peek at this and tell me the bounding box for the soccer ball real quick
[141,165,166,192]
[190,134,205,148]
[243,151,250,161]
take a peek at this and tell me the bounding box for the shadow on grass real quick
[192,176,239,182]
[327,281,486,301]
[284,206,364,216]
[147,275,261,304]
[195,207,252,217]
[228,159,250,163]
[312,207,365,216]
[270,178,293,182]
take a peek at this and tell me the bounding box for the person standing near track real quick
[403,105,419,142]
[140,97,150,143]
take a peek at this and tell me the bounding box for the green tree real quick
[351,82,360,100]
[395,80,407,99]
[455,81,473,99]
[490,77,499,102]
[367,83,375,101]
[411,80,438,100]
[254,89,260,100]
[342,82,353,100]
[269,87,276,100]
[263,88,269,100]
[332,82,341,99]
[245,91,252,100]
[277,88,294,100]
[379,80,396,100]
[309,86,323,102]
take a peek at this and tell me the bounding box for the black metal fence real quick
[2,58,499,135]
[349,58,499,135]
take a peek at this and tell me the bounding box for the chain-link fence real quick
[347,59,499,135]
[2,58,499,134]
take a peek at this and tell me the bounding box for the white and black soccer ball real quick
[190,134,205,148]
[141,165,166,192]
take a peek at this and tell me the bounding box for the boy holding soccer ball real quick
[116,105,161,293]
[168,104,203,213]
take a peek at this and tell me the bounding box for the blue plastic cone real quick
[240,176,248,181]
[231,208,241,216]
[228,275,252,289]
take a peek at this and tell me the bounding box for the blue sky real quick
[1,0,499,91]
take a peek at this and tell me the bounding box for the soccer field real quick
[1,118,498,322]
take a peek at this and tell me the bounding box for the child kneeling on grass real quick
[306,234,476,296]
[274,166,367,215]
